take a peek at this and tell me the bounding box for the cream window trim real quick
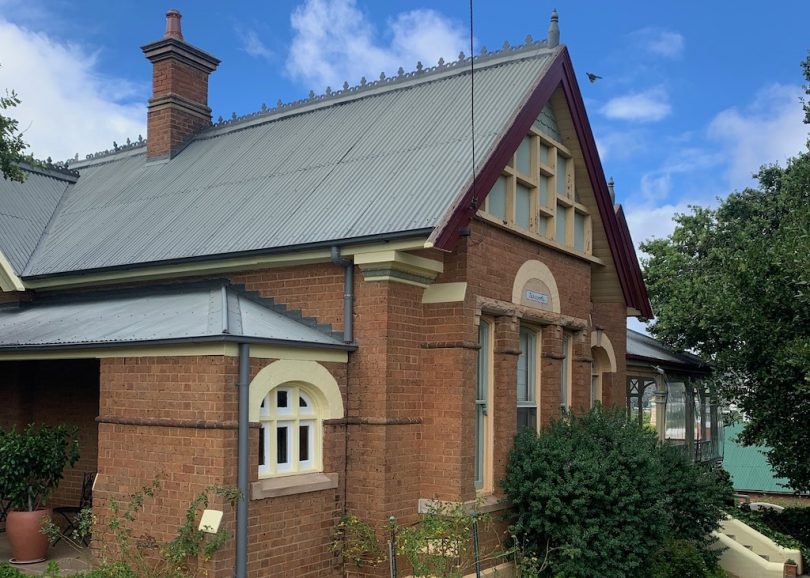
[590,330,617,373]
[475,318,495,495]
[249,359,343,422]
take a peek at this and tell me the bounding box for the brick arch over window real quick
[248,359,344,422]
[511,260,561,314]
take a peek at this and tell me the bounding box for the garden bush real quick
[502,408,668,577]
[502,406,731,577]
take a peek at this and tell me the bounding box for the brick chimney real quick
[141,10,220,160]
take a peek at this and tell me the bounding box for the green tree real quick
[641,53,810,492]
[1,64,29,182]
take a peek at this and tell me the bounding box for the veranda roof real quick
[0,281,349,351]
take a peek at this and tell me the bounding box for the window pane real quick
[517,329,535,402]
[555,205,567,244]
[515,183,532,229]
[299,396,308,408]
[574,212,586,251]
[487,176,507,219]
[665,383,687,441]
[537,217,547,236]
[539,175,549,206]
[299,425,310,462]
[517,407,537,430]
[475,322,490,490]
[277,426,288,464]
[277,390,288,408]
[516,136,532,175]
[258,424,266,467]
[556,156,568,196]
[539,144,549,166]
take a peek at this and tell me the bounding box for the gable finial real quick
[608,177,616,203]
[548,8,560,48]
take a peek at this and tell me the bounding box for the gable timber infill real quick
[19,231,432,288]
[429,47,652,319]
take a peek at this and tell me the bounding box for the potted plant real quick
[0,424,79,563]
[784,559,799,578]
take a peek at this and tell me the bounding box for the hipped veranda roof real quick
[0,281,350,351]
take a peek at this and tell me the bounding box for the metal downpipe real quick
[236,343,250,578]
[330,246,353,343]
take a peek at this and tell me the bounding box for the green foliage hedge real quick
[502,407,732,577]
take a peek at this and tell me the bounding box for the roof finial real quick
[164,9,183,40]
[548,8,560,48]
[608,177,616,203]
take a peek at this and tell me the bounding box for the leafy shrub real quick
[649,539,711,578]
[502,406,732,577]
[657,444,733,566]
[502,408,668,577]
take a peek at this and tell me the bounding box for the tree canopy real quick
[1,65,29,182]
[641,53,810,492]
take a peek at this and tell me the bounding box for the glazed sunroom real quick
[626,329,722,464]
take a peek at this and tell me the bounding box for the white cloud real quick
[624,201,691,253]
[708,83,807,190]
[239,29,274,61]
[601,86,671,122]
[0,18,145,162]
[634,28,684,59]
[286,0,468,91]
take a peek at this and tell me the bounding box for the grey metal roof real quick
[13,43,559,277]
[0,282,349,350]
[626,329,707,372]
[0,167,73,274]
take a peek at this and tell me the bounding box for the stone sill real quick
[251,472,338,500]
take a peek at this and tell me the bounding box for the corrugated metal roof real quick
[627,329,707,371]
[722,422,794,494]
[16,45,558,276]
[0,168,72,274]
[0,282,348,349]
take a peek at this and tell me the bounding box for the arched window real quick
[249,359,344,480]
[258,384,321,477]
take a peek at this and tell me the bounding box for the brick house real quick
[0,10,651,578]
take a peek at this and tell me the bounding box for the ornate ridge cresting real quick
[69,26,556,164]
[210,34,550,130]
[70,135,148,164]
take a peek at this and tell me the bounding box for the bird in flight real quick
[586,72,602,83]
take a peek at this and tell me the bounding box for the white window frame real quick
[517,326,542,431]
[258,385,322,478]
[475,319,494,494]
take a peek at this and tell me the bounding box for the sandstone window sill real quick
[251,472,338,500]
[417,494,512,515]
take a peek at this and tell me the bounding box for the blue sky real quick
[1,0,808,272]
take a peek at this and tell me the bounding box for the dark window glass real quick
[277,426,288,464]
[277,390,288,408]
[300,396,308,408]
[300,425,310,461]
[517,407,537,430]
[258,425,265,466]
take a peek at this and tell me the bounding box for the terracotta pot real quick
[784,562,799,578]
[6,509,50,564]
